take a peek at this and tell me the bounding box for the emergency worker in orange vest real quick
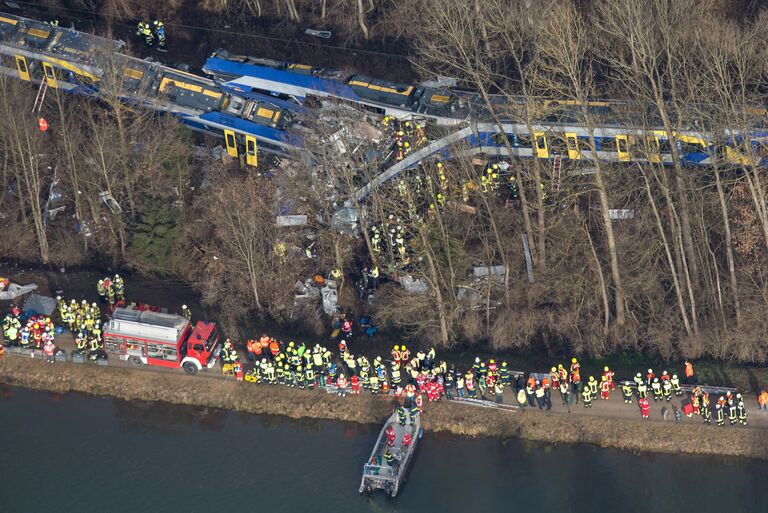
[684,360,695,384]
[269,339,280,358]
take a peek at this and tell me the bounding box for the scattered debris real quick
[99,191,123,214]
[400,275,428,294]
[420,76,458,89]
[305,28,332,39]
[321,285,338,315]
[0,279,38,300]
[609,209,636,220]
[277,215,308,227]
[472,265,506,279]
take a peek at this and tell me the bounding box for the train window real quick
[679,141,704,155]
[512,135,531,148]
[536,136,547,150]
[617,137,628,153]
[549,136,568,155]
[492,133,509,146]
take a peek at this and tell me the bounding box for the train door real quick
[224,129,238,158]
[645,136,661,163]
[533,131,549,159]
[565,132,580,160]
[616,135,630,162]
[15,55,30,81]
[42,62,58,88]
[245,136,258,167]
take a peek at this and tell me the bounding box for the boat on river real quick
[359,409,421,497]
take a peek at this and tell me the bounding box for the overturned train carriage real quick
[0,12,306,164]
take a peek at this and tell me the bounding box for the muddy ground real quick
[2,355,768,461]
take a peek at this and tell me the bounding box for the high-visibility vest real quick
[269,341,280,355]
[600,381,610,392]
[685,363,694,378]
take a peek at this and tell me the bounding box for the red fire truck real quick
[103,307,220,374]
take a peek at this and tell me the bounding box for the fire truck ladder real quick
[32,79,48,113]
[551,154,562,193]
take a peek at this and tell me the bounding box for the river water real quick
[1,387,767,513]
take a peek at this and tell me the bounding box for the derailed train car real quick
[0,13,307,163]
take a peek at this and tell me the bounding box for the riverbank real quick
[2,356,767,461]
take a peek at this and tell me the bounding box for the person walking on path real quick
[639,397,650,419]
[43,339,56,364]
[561,382,573,413]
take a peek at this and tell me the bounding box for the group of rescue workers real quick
[136,20,166,48]
[369,155,531,272]
[56,296,104,357]
[383,116,426,163]
[517,359,749,426]
[0,276,757,430]
[96,274,125,305]
[210,328,752,429]
[2,306,57,362]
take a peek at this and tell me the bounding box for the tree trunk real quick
[420,231,450,345]
[590,138,625,325]
[712,164,742,326]
[356,0,370,39]
[641,170,692,335]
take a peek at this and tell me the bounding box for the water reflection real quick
[1,387,767,513]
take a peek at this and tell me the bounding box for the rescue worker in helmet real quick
[136,21,154,47]
[152,20,166,48]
